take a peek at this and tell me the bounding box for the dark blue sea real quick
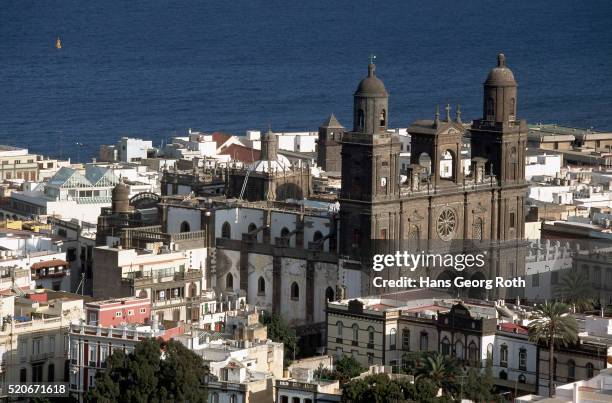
[1,0,611,161]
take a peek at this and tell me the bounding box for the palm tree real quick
[554,268,594,312]
[528,302,578,397]
[415,352,460,398]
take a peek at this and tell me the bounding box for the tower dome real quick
[484,53,517,87]
[112,180,131,213]
[355,63,387,97]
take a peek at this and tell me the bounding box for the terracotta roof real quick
[219,144,261,163]
[211,132,234,149]
[31,259,68,270]
[498,322,528,335]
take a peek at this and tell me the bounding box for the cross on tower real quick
[369,54,376,64]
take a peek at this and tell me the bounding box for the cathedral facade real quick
[338,54,528,298]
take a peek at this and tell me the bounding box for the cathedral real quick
[338,54,528,298]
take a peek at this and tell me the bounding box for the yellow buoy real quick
[56,37,62,49]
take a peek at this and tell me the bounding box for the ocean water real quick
[1,0,611,161]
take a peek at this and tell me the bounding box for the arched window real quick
[390,328,397,350]
[290,282,299,300]
[420,332,428,351]
[358,109,365,130]
[229,394,237,403]
[368,326,375,345]
[379,109,386,127]
[313,231,323,243]
[281,227,290,238]
[352,324,359,342]
[518,374,526,384]
[248,223,257,233]
[586,362,594,378]
[325,287,334,302]
[257,277,265,295]
[441,337,450,355]
[473,218,483,241]
[211,393,220,403]
[500,344,508,367]
[567,359,576,381]
[486,98,495,119]
[336,321,343,337]
[455,340,464,359]
[440,150,454,180]
[499,370,507,380]
[138,290,148,299]
[180,221,190,233]
[225,273,233,290]
[468,342,478,365]
[487,343,493,360]
[221,222,231,239]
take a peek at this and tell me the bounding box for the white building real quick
[525,153,563,181]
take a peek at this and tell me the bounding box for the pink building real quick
[85,297,151,327]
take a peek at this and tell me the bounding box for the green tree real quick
[555,268,595,312]
[528,302,578,397]
[463,361,495,402]
[341,374,446,403]
[87,338,208,403]
[260,311,298,366]
[314,355,364,384]
[415,352,460,398]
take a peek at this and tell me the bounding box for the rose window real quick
[437,208,457,241]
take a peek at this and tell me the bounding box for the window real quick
[49,336,55,354]
[567,359,576,381]
[230,395,237,403]
[379,109,386,127]
[325,287,335,302]
[455,340,464,359]
[518,374,526,383]
[500,344,508,367]
[473,218,483,241]
[140,308,146,314]
[248,223,257,233]
[586,362,594,378]
[32,337,43,356]
[468,342,478,365]
[313,231,323,243]
[257,276,265,295]
[352,324,359,345]
[179,221,190,233]
[420,332,428,351]
[486,98,495,119]
[290,282,299,300]
[32,364,43,382]
[532,272,539,287]
[336,321,343,339]
[47,363,55,382]
[499,370,507,380]
[390,328,397,350]
[279,396,288,403]
[89,345,97,367]
[551,271,559,285]
[402,329,410,351]
[509,98,516,120]
[100,346,109,367]
[487,343,493,360]
[221,222,231,239]
[115,311,122,317]
[441,337,450,355]
[509,212,516,229]
[358,109,365,130]
[367,353,374,365]
[519,348,527,370]
[225,273,233,289]
[368,327,375,348]
[127,310,134,316]
[292,397,300,403]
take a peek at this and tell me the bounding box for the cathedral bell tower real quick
[471,53,527,185]
[339,62,401,260]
